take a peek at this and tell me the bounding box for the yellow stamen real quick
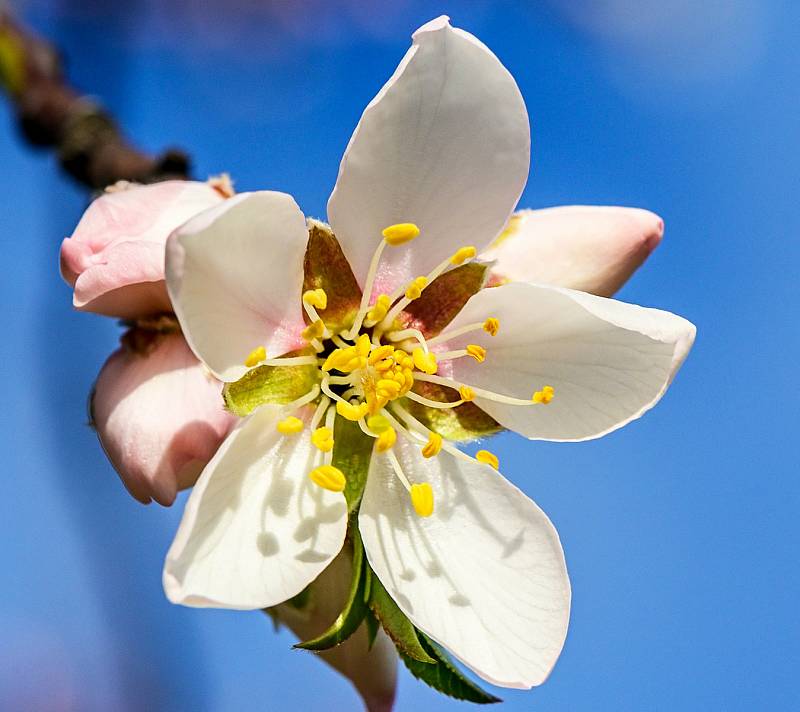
[382,222,420,246]
[244,345,266,367]
[466,344,486,363]
[368,344,394,365]
[311,426,334,452]
[532,385,555,404]
[482,318,499,336]
[411,347,438,375]
[421,432,443,458]
[376,378,402,397]
[376,427,397,453]
[450,245,477,265]
[410,483,434,517]
[366,294,391,323]
[303,288,328,310]
[404,276,428,300]
[309,465,346,492]
[476,450,499,470]
[322,345,362,373]
[336,400,369,422]
[355,333,372,357]
[367,414,391,433]
[302,320,325,341]
[276,416,304,434]
[459,385,475,402]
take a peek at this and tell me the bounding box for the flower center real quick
[243,222,555,517]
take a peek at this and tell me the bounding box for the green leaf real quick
[401,632,501,705]
[294,527,367,651]
[331,415,374,513]
[223,362,317,417]
[368,573,435,664]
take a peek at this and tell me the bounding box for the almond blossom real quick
[160,15,695,693]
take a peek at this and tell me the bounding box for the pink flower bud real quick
[483,206,664,297]
[92,331,236,506]
[60,181,223,318]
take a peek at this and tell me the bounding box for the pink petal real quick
[61,181,223,318]
[482,206,664,297]
[92,331,237,506]
[71,240,172,319]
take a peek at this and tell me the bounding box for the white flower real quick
[161,16,695,690]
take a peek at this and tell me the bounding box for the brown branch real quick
[0,8,190,189]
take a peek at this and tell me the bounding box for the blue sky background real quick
[2,1,798,710]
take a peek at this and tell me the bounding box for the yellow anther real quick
[459,385,475,402]
[532,385,555,404]
[374,358,394,372]
[476,450,499,470]
[421,432,443,458]
[410,483,434,517]
[367,414,391,433]
[323,346,359,373]
[309,465,346,492]
[382,222,420,246]
[302,320,325,341]
[303,288,328,310]
[466,344,486,363]
[355,333,372,357]
[244,345,266,367]
[369,344,395,365]
[412,348,438,375]
[336,400,369,422]
[483,317,500,336]
[450,245,477,265]
[277,416,304,434]
[366,294,391,322]
[311,426,335,452]
[376,378,402,396]
[375,427,397,453]
[404,276,428,300]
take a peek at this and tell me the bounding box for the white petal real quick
[328,16,529,296]
[439,282,696,441]
[165,191,308,382]
[481,206,664,297]
[359,432,570,689]
[163,405,347,609]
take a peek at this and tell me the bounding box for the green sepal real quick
[223,362,317,417]
[368,572,436,664]
[401,632,502,705]
[402,384,502,443]
[331,415,374,513]
[402,261,489,337]
[364,608,380,651]
[294,525,367,651]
